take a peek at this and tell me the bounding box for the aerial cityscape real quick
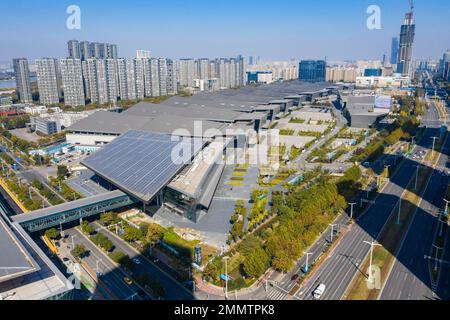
[0,0,450,309]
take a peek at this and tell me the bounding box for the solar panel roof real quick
[81,131,204,203]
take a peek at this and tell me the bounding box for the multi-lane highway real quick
[64,227,143,300]
[291,107,441,300]
[379,132,449,300]
[90,221,194,300]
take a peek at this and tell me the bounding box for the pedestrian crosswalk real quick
[266,288,287,300]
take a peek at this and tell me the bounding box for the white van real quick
[313,283,326,299]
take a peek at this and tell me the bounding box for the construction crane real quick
[406,0,414,23]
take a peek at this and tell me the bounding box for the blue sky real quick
[1,0,449,62]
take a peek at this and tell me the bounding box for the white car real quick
[313,283,326,300]
[132,258,141,265]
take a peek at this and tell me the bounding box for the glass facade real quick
[298,60,326,82]
[163,188,199,222]
[364,68,382,77]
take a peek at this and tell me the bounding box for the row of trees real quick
[248,190,270,232]
[32,179,64,205]
[49,176,82,201]
[0,115,30,131]
[3,175,44,211]
[225,167,362,281]
[91,233,113,252]
[351,94,422,164]
[228,201,247,244]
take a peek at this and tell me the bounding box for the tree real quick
[237,234,262,256]
[45,228,60,240]
[99,211,119,226]
[146,223,164,245]
[71,244,87,259]
[150,280,165,298]
[92,233,113,252]
[139,222,149,237]
[81,221,95,235]
[271,250,295,272]
[135,272,152,287]
[109,250,130,267]
[243,247,270,278]
[385,128,403,146]
[251,189,261,203]
[228,276,247,291]
[123,226,143,243]
[57,165,69,179]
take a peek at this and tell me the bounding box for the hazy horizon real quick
[1,0,449,62]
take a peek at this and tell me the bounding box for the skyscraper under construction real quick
[397,1,416,76]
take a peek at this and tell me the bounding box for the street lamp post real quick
[397,196,402,225]
[443,199,450,217]
[329,224,336,242]
[305,252,312,273]
[349,202,357,219]
[414,165,421,190]
[431,136,438,156]
[363,241,381,284]
[223,256,229,300]
[439,214,445,237]
[433,245,442,272]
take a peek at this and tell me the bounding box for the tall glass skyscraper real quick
[390,37,399,65]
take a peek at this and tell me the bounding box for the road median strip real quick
[344,140,442,300]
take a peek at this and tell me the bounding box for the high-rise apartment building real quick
[217,58,230,89]
[80,41,92,61]
[13,58,33,103]
[110,44,118,59]
[134,58,145,100]
[166,59,177,95]
[197,58,210,80]
[141,59,152,97]
[36,58,60,105]
[86,59,116,105]
[81,60,91,100]
[105,59,119,104]
[69,41,118,60]
[438,50,450,79]
[136,50,151,59]
[60,58,85,107]
[158,58,168,96]
[117,58,137,101]
[298,60,326,82]
[237,55,246,87]
[229,58,238,88]
[150,58,160,97]
[68,40,81,59]
[178,59,195,88]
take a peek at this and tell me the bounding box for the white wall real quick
[66,133,117,146]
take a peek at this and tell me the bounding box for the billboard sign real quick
[374,95,392,110]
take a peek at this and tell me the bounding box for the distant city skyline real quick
[1,0,449,62]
